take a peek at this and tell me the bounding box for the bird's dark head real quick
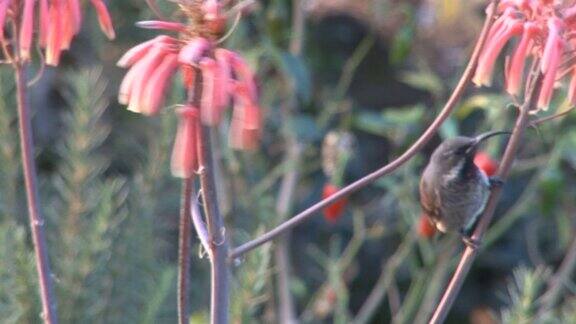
[430,131,510,174]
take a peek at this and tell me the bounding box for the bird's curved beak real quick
[467,131,511,153]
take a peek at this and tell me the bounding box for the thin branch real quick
[177,177,193,324]
[412,239,459,324]
[229,0,500,260]
[274,141,302,324]
[528,105,575,128]
[429,71,544,324]
[352,234,417,324]
[275,1,306,322]
[15,62,58,323]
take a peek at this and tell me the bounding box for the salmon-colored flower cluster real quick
[1,0,115,65]
[117,0,262,178]
[473,0,576,112]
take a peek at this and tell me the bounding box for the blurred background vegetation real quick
[1,0,576,323]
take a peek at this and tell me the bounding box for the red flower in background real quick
[1,0,115,65]
[322,183,348,223]
[117,0,263,178]
[474,151,499,177]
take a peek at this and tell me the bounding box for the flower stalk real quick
[197,123,229,324]
[177,177,193,324]
[15,62,58,324]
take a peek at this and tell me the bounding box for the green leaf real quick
[399,70,443,97]
[278,52,312,103]
[390,25,414,65]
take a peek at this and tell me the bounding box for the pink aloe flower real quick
[171,106,200,178]
[117,0,264,178]
[1,0,115,65]
[473,0,576,112]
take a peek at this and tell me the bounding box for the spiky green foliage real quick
[0,68,180,323]
[501,267,551,324]
[0,69,19,215]
[0,223,39,323]
[44,68,177,323]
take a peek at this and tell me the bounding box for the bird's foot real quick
[489,177,504,189]
[459,229,480,250]
[462,236,479,250]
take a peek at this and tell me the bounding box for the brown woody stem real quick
[15,62,58,323]
[198,124,229,324]
[177,177,193,324]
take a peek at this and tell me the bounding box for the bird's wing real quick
[419,177,442,223]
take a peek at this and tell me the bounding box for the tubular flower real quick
[117,0,263,178]
[473,0,576,112]
[171,106,200,178]
[1,0,115,65]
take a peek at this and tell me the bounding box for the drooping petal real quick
[60,3,75,50]
[229,82,261,150]
[537,38,563,110]
[118,64,138,105]
[19,0,36,61]
[229,52,258,101]
[541,17,564,74]
[141,54,179,115]
[506,22,538,95]
[46,1,64,66]
[473,19,524,87]
[38,0,49,46]
[233,82,261,130]
[136,20,186,32]
[67,0,82,33]
[215,48,232,106]
[126,46,169,113]
[229,104,260,150]
[171,106,200,178]
[178,38,211,65]
[200,57,227,125]
[90,0,115,39]
[117,35,176,67]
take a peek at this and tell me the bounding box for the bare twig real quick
[177,177,193,324]
[275,141,302,324]
[412,239,459,324]
[229,0,500,260]
[274,1,306,322]
[299,210,366,322]
[528,105,575,128]
[15,62,58,324]
[352,233,417,324]
[429,71,544,324]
